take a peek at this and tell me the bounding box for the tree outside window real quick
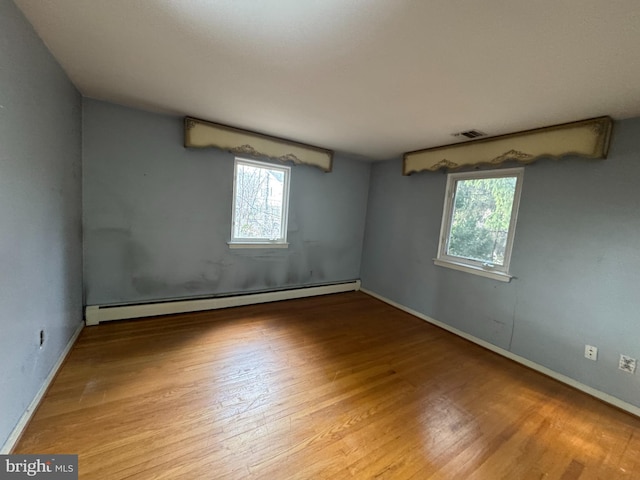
[231,158,290,245]
[436,168,523,281]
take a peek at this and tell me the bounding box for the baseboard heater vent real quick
[85,280,361,326]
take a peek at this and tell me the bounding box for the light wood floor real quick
[15,292,640,479]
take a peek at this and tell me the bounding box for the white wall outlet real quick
[619,355,636,374]
[584,345,598,360]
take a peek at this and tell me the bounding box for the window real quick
[435,167,524,282]
[230,158,290,248]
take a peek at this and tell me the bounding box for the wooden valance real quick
[185,117,333,172]
[403,116,613,175]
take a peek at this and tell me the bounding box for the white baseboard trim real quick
[1,321,84,454]
[85,280,362,326]
[361,287,640,419]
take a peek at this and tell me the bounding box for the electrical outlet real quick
[619,355,636,374]
[584,345,598,361]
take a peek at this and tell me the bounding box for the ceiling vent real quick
[452,129,486,139]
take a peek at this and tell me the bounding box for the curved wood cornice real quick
[184,117,333,172]
[403,117,613,175]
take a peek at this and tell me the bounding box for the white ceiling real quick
[14,0,640,160]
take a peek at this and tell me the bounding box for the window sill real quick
[433,258,513,283]
[228,242,289,249]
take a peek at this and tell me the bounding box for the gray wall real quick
[83,99,371,306]
[3,0,637,450]
[361,117,640,408]
[0,0,83,450]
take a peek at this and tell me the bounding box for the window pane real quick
[447,176,517,265]
[233,163,285,240]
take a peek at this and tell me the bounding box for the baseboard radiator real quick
[85,280,361,326]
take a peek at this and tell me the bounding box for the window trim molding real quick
[227,241,289,249]
[230,157,291,247]
[433,258,513,282]
[435,167,524,281]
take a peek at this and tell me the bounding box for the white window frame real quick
[229,157,291,249]
[434,167,524,282]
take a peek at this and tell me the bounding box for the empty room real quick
[2,1,640,478]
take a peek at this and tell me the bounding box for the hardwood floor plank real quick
[14,292,640,479]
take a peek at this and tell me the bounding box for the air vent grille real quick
[453,129,486,139]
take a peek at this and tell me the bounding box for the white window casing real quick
[229,158,291,248]
[435,167,524,282]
